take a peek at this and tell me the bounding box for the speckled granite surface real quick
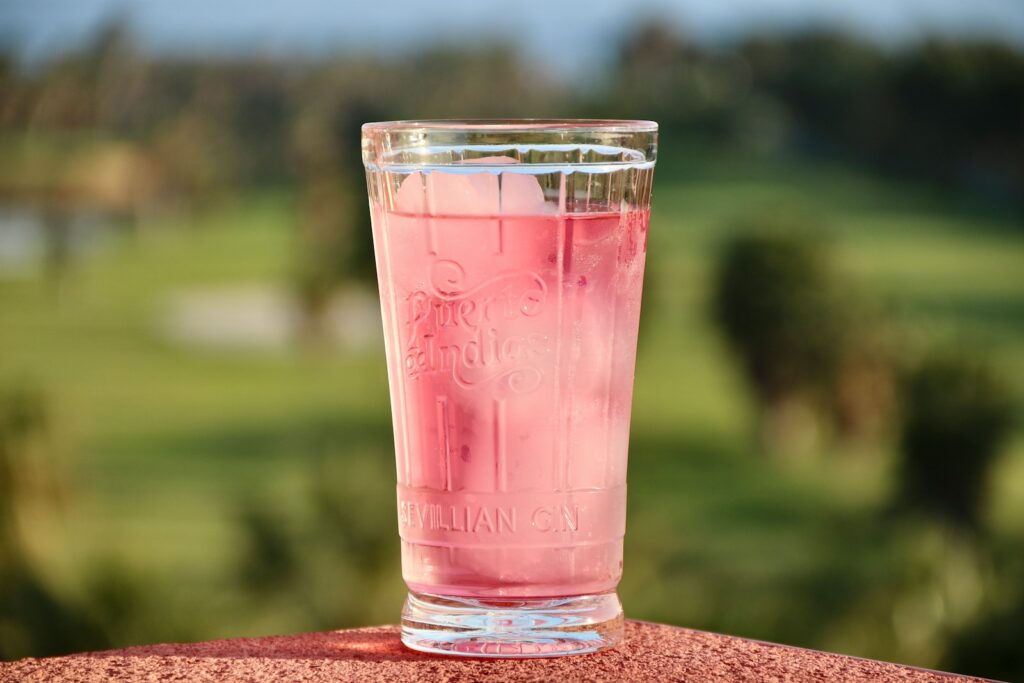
[1,620,994,682]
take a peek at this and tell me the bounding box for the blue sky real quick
[3,0,1023,74]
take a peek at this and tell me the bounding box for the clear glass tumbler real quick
[361,120,657,657]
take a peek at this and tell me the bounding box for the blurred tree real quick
[827,317,897,445]
[610,22,751,140]
[740,32,887,156]
[822,519,991,673]
[6,22,1021,210]
[292,171,358,333]
[945,593,1024,681]
[405,45,562,119]
[711,216,845,451]
[233,447,400,630]
[0,382,108,659]
[0,50,23,130]
[0,382,180,659]
[39,205,72,290]
[873,41,1024,202]
[610,23,1024,207]
[236,501,299,594]
[739,34,1024,207]
[711,213,896,450]
[897,353,1013,529]
[291,93,383,335]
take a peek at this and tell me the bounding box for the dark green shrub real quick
[0,382,111,659]
[712,215,900,449]
[712,217,849,445]
[946,592,1024,681]
[898,353,1013,529]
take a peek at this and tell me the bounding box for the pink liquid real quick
[372,203,648,598]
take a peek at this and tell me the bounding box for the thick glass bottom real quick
[400,590,624,658]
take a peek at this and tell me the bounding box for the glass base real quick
[400,590,624,658]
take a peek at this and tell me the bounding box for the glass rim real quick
[362,119,658,134]
[362,119,658,171]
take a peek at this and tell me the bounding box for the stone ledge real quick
[1,620,995,683]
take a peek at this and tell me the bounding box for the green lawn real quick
[2,150,1022,670]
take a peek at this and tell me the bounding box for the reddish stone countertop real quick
[1,620,995,683]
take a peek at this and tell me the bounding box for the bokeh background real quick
[1,1,1022,679]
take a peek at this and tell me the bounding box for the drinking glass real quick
[361,120,657,657]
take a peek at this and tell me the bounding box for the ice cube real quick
[498,173,549,215]
[393,156,549,216]
[393,171,491,215]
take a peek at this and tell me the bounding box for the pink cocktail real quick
[362,120,656,657]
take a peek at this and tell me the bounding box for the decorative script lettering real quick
[403,259,551,393]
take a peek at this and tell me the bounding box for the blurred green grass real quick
[2,147,1022,659]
